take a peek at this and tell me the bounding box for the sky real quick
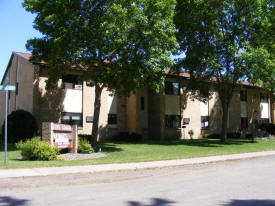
[0,0,42,82]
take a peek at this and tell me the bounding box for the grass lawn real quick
[0,138,275,169]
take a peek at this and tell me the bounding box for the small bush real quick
[188,129,194,139]
[2,110,38,143]
[78,138,94,154]
[112,132,143,142]
[16,137,60,160]
[33,141,60,160]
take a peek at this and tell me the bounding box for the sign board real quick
[53,133,73,148]
[53,124,72,132]
[42,122,78,153]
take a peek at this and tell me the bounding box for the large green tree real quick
[175,0,274,142]
[23,0,178,146]
[245,1,275,93]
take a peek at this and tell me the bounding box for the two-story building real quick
[0,52,274,140]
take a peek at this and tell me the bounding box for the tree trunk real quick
[220,101,229,142]
[91,83,103,148]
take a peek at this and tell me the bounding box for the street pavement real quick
[1,151,275,179]
[0,154,275,206]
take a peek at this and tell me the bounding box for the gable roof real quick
[14,52,32,62]
[1,52,33,85]
[1,52,262,89]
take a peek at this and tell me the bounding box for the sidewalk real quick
[1,151,275,179]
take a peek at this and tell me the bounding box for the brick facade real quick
[0,52,273,140]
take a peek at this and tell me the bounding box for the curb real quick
[1,151,275,179]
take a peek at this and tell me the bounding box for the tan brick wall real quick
[126,93,137,133]
[148,88,165,139]
[80,81,95,135]
[7,56,17,114]
[33,68,64,134]
[0,55,33,132]
[182,92,202,139]
[16,57,35,113]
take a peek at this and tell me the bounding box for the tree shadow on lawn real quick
[100,143,123,153]
[111,138,251,148]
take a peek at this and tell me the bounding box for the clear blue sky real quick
[0,0,42,82]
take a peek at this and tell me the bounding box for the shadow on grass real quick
[222,199,275,206]
[127,198,176,206]
[111,138,252,148]
[100,143,123,153]
[0,196,29,206]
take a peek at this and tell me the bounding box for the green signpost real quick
[0,78,16,163]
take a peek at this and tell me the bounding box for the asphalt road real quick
[1,155,275,206]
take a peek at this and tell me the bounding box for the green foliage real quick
[16,137,60,160]
[22,0,178,94]
[2,110,38,143]
[23,0,178,146]
[244,47,275,93]
[188,130,194,139]
[112,132,143,142]
[175,0,273,141]
[16,137,40,160]
[33,141,60,160]
[78,138,94,154]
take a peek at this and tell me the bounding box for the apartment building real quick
[0,52,274,140]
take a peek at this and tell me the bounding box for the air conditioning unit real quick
[74,84,83,90]
[86,116,93,123]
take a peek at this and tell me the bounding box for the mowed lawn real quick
[0,138,275,169]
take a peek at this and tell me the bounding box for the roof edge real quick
[1,52,33,85]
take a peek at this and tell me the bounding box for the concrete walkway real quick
[1,151,275,179]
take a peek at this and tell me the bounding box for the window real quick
[108,114,117,125]
[201,116,209,128]
[241,117,248,129]
[62,75,82,90]
[165,82,180,95]
[240,91,247,101]
[141,96,145,110]
[260,93,268,103]
[165,115,181,128]
[61,112,82,127]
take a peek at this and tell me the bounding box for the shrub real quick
[16,137,60,160]
[16,137,40,159]
[112,132,143,142]
[33,141,60,160]
[2,110,38,143]
[78,138,94,154]
[259,123,275,135]
[188,129,194,139]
